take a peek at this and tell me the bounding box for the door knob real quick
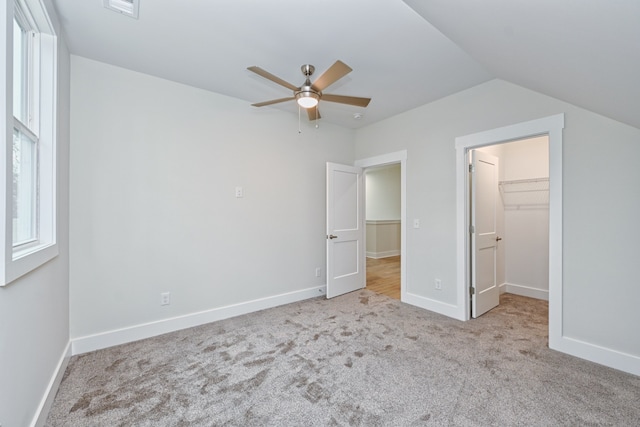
[328,234,338,239]
[496,236,502,242]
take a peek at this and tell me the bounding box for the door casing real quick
[455,114,564,351]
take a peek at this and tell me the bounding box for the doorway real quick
[355,150,407,302]
[471,136,550,317]
[455,114,564,351]
[364,164,402,299]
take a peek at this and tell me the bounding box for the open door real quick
[471,150,500,317]
[326,162,365,298]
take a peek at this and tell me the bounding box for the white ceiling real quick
[52,0,640,130]
[404,0,640,131]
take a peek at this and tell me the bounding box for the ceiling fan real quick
[247,60,371,121]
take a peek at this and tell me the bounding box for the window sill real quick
[2,242,59,286]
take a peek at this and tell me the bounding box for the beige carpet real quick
[46,291,640,426]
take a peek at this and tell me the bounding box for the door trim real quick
[455,114,564,348]
[355,150,407,302]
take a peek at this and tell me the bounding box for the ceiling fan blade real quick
[311,60,352,92]
[321,94,371,108]
[251,97,295,107]
[307,106,321,121]
[247,66,299,92]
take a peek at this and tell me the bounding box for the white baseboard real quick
[401,286,639,377]
[551,335,640,377]
[71,285,326,355]
[501,284,638,376]
[500,282,548,301]
[32,341,71,427]
[403,292,464,320]
[366,249,401,259]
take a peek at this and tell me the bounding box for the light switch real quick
[413,219,420,229]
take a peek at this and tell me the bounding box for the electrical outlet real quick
[315,267,322,277]
[160,292,171,306]
[434,279,442,290]
[235,186,243,198]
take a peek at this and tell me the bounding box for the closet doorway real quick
[471,135,550,316]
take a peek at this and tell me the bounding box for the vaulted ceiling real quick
[52,0,640,130]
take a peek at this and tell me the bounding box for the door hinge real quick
[470,287,475,296]
[469,225,475,234]
[469,164,474,173]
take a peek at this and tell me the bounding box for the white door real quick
[471,150,500,317]
[326,162,365,298]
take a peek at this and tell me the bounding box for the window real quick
[12,9,39,249]
[1,0,58,285]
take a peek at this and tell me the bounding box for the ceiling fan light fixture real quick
[296,91,319,109]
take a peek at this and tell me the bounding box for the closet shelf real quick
[499,177,549,208]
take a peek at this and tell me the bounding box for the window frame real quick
[1,0,58,286]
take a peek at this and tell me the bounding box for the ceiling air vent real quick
[103,0,139,19]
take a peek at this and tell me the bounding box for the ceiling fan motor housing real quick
[301,64,315,77]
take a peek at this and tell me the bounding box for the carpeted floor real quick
[46,291,640,426]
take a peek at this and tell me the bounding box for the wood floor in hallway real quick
[366,255,400,300]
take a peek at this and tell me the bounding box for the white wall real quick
[354,79,640,371]
[69,56,354,345]
[365,164,401,220]
[366,221,401,258]
[503,137,549,181]
[0,1,71,426]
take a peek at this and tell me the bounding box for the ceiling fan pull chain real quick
[298,105,302,134]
